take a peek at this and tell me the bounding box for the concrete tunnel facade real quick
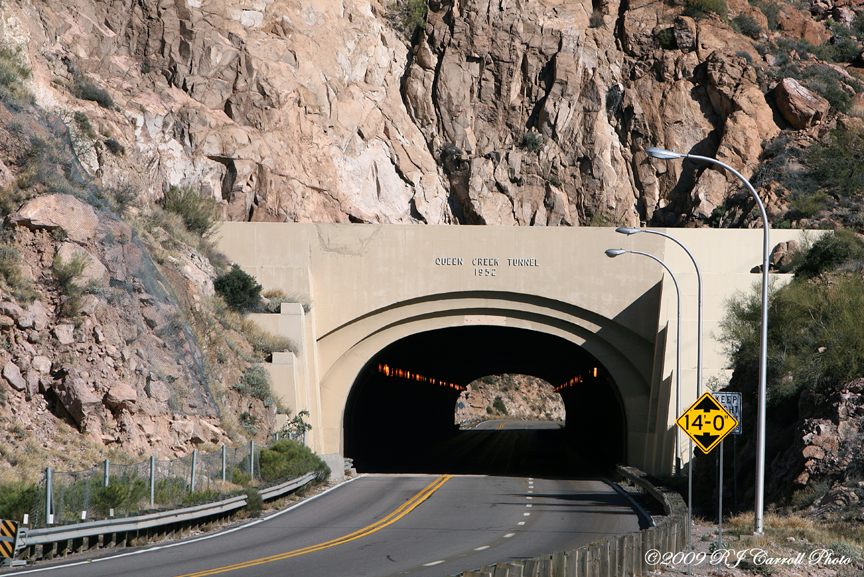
[217,223,806,476]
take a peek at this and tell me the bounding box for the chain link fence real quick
[29,442,270,528]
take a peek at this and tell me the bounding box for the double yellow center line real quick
[176,474,452,577]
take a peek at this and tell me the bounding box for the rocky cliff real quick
[2,0,864,483]
[1,0,861,228]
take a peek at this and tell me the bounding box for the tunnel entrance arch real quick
[342,325,628,475]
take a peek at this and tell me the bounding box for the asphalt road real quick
[12,422,644,577]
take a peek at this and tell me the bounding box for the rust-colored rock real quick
[774,78,830,130]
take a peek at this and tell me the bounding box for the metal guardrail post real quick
[221,446,226,483]
[104,459,110,487]
[150,456,155,508]
[45,468,53,525]
[190,451,198,492]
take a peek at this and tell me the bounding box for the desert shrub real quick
[806,125,864,197]
[492,396,508,415]
[732,14,762,39]
[214,264,262,312]
[0,481,37,522]
[794,230,864,280]
[72,79,113,109]
[73,112,96,140]
[245,487,263,517]
[182,488,221,505]
[233,364,274,405]
[107,184,138,214]
[589,11,604,28]
[0,243,36,302]
[163,185,219,237]
[0,43,34,110]
[91,475,148,516]
[261,288,311,314]
[387,0,426,36]
[103,138,125,156]
[787,191,828,219]
[153,477,186,506]
[52,252,87,294]
[258,439,330,483]
[684,0,727,19]
[720,232,864,404]
[239,412,259,436]
[520,131,545,152]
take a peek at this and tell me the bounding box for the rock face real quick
[455,374,565,425]
[0,190,281,461]
[774,78,831,130]
[1,0,848,228]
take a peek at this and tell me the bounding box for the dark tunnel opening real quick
[343,326,626,477]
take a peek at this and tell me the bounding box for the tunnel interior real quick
[343,326,626,477]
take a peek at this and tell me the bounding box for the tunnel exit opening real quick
[343,325,626,477]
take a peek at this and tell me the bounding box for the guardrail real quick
[448,466,687,577]
[15,472,316,562]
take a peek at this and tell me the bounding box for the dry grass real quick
[725,510,864,550]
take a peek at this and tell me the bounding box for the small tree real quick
[214,264,262,312]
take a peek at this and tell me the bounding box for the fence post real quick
[221,445,227,483]
[45,467,54,525]
[190,450,198,492]
[150,456,155,508]
[104,459,110,487]
[249,441,255,480]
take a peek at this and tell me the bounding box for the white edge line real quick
[422,560,446,566]
[12,475,366,574]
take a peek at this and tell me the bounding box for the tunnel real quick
[343,325,626,477]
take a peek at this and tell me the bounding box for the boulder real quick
[2,361,26,391]
[53,324,76,345]
[105,383,138,411]
[774,78,830,130]
[56,375,102,427]
[7,194,101,242]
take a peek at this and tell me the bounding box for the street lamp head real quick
[646,147,685,160]
[615,227,642,235]
[605,248,628,258]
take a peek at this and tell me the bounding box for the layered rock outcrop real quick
[2,0,856,228]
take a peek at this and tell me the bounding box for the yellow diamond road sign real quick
[676,392,739,454]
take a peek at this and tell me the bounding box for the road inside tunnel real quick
[343,326,627,477]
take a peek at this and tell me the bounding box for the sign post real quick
[676,392,739,574]
[712,392,743,572]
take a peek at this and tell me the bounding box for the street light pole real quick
[616,227,704,397]
[605,248,683,476]
[645,146,770,535]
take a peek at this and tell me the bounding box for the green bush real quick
[214,264,262,312]
[520,131,545,152]
[258,439,330,483]
[492,396,508,415]
[720,232,864,404]
[732,14,762,39]
[163,185,219,237]
[0,244,36,302]
[91,475,148,516]
[52,252,87,294]
[684,0,727,19]
[245,487,263,517]
[72,79,114,109]
[807,125,864,197]
[0,481,37,522]
[233,364,274,405]
[73,112,96,139]
[0,43,34,110]
[794,230,864,280]
[388,0,427,34]
[104,138,125,156]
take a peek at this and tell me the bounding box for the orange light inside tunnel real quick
[377,364,465,392]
